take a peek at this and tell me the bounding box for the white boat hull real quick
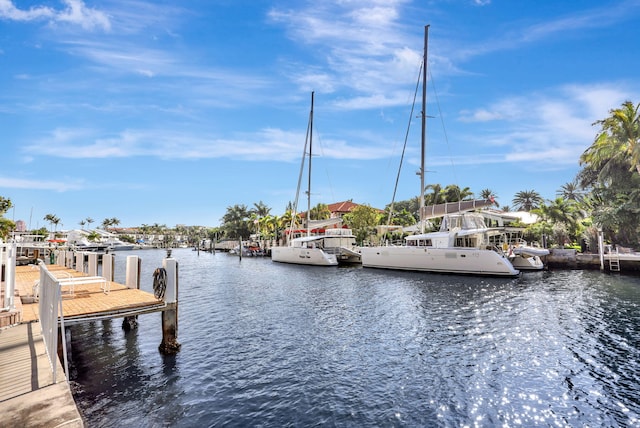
[109,245,135,251]
[360,246,520,277]
[271,246,338,266]
[510,255,545,270]
[512,247,550,257]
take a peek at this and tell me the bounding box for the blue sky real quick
[1,0,639,229]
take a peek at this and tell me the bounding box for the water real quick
[67,248,640,427]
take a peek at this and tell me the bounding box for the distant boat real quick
[107,240,136,251]
[229,242,265,257]
[271,92,338,266]
[73,238,109,252]
[282,221,362,265]
[359,25,520,277]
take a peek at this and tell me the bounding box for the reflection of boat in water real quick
[359,25,519,277]
[271,91,338,267]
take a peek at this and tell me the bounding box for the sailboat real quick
[360,25,520,277]
[271,92,339,266]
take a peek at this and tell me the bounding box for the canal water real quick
[67,248,640,427]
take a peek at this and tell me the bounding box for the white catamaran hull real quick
[271,247,338,266]
[360,246,520,277]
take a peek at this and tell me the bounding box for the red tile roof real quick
[327,200,359,214]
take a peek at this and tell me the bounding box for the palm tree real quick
[0,197,15,241]
[578,100,640,246]
[581,100,640,175]
[480,189,499,206]
[221,204,250,238]
[512,190,544,211]
[535,198,582,227]
[0,196,11,215]
[386,197,420,222]
[43,214,60,234]
[309,203,331,221]
[248,213,260,236]
[557,180,585,203]
[259,215,277,239]
[534,197,584,246]
[424,183,444,205]
[100,217,121,231]
[280,209,300,230]
[251,201,271,218]
[85,217,94,229]
[442,184,473,202]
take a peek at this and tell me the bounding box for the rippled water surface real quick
[68,249,640,427]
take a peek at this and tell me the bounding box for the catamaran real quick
[360,25,520,277]
[271,92,338,266]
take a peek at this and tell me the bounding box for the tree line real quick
[216,100,640,250]
[1,100,638,250]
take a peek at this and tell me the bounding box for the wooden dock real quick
[14,264,167,324]
[1,261,175,427]
[0,322,83,427]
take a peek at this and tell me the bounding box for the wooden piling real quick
[159,257,180,354]
[122,255,141,331]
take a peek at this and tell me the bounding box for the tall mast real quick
[420,25,429,233]
[307,91,314,237]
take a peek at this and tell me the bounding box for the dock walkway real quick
[1,262,170,427]
[0,322,83,427]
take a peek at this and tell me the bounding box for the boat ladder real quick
[609,248,621,272]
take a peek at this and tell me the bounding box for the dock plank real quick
[0,322,83,427]
[14,265,166,323]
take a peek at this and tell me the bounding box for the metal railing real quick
[1,243,16,312]
[38,262,69,384]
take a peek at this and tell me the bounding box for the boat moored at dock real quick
[271,91,340,267]
[360,25,519,278]
[361,212,520,277]
[271,236,338,266]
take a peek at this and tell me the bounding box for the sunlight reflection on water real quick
[68,249,640,427]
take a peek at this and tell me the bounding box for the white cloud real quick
[57,0,110,31]
[268,1,419,106]
[0,0,110,31]
[0,176,84,191]
[453,82,639,167]
[0,0,53,21]
[23,125,391,163]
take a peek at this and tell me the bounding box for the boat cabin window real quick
[407,238,432,247]
[440,213,487,231]
[455,236,477,248]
